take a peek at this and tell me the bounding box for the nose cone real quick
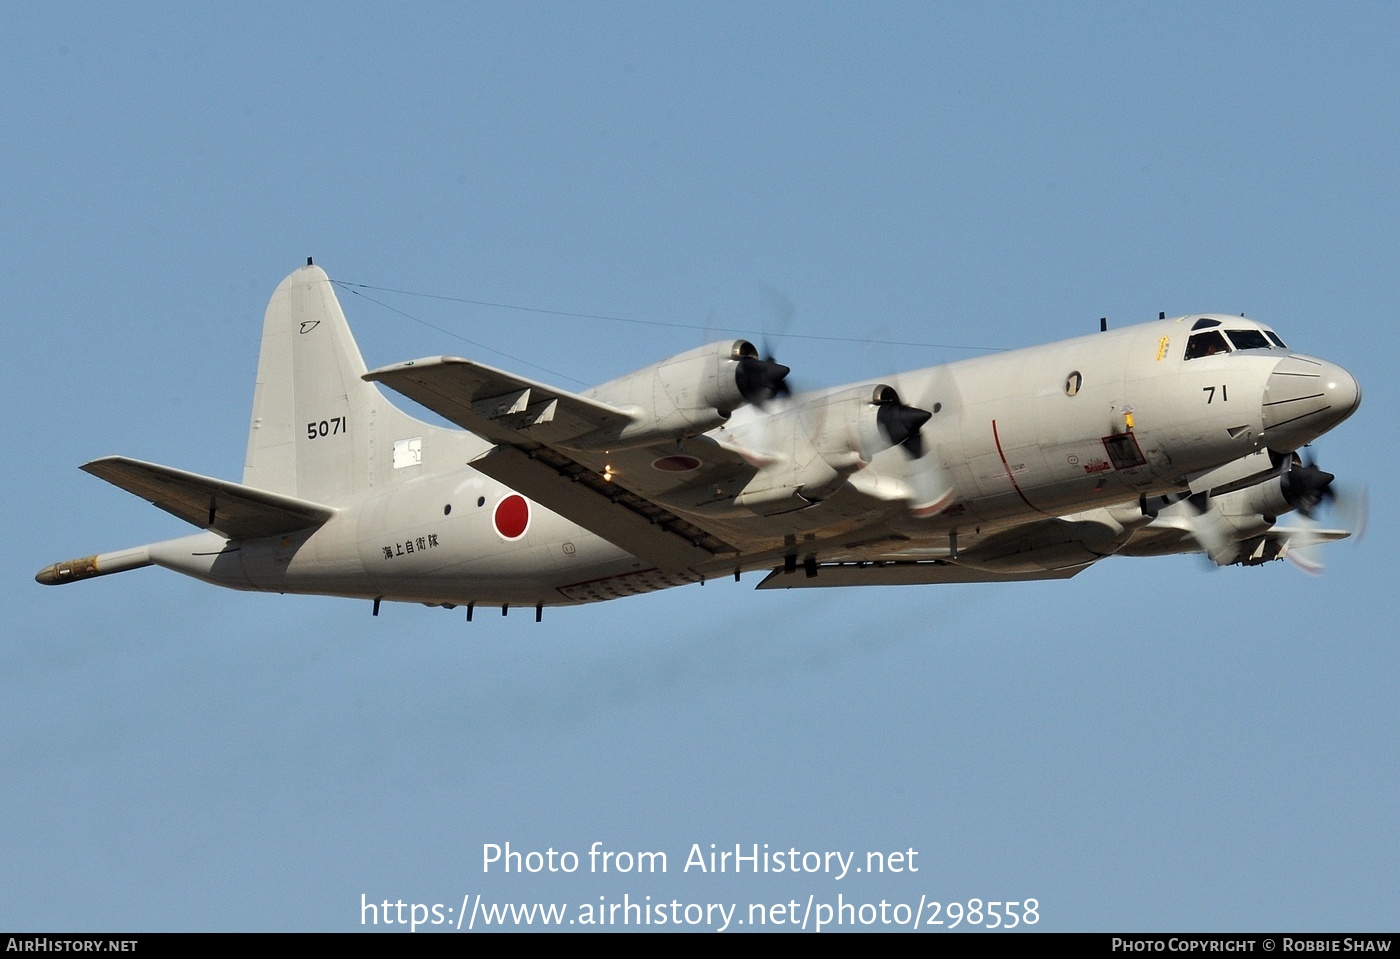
[1322,359,1362,421]
[1263,356,1361,449]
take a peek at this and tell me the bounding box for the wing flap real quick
[468,445,731,571]
[82,456,334,540]
[369,357,741,571]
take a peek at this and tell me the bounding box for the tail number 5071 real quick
[306,417,347,439]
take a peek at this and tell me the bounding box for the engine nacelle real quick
[1129,460,1339,566]
[1206,475,1294,538]
[732,385,907,514]
[574,340,780,450]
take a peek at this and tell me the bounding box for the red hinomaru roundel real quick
[651,454,701,472]
[492,494,530,540]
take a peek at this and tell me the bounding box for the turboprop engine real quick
[575,340,789,450]
[1125,450,1362,569]
[731,384,934,515]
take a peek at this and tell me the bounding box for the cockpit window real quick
[1265,331,1288,349]
[1191,318,1222,330]
[1225,329,1271,351]
[1184,330,1230,359]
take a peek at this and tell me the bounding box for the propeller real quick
[886,370,960,516]
[732,284,800,409]
[1280,454,1336,519]
[1281,450,1366,534]
[1278,449,1368,573]
[1181,491,1237,568]
[874,386,932,459]
[735,351,792,407]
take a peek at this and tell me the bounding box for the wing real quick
[756,560,1092,588]
[82,456,334,540]
[365,357,750,571]
[364,356,634,447]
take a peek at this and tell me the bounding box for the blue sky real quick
[4,2,1397,932]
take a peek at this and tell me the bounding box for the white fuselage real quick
[145,313,1359,608]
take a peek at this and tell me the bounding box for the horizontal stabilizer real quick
[82,456,334,540]
[756,560,1092,589]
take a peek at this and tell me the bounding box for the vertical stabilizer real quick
[244,263,368,499]
[243,263,471,502]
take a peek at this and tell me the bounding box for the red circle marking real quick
[652,455,702,473]
[493,494,530,540]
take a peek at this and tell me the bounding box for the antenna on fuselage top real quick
[1100,317,1107,332]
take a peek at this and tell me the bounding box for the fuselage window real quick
[1225,329,1271,351]
[1184,330,1230,360]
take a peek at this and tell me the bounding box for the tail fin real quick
[243,262,466,502]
